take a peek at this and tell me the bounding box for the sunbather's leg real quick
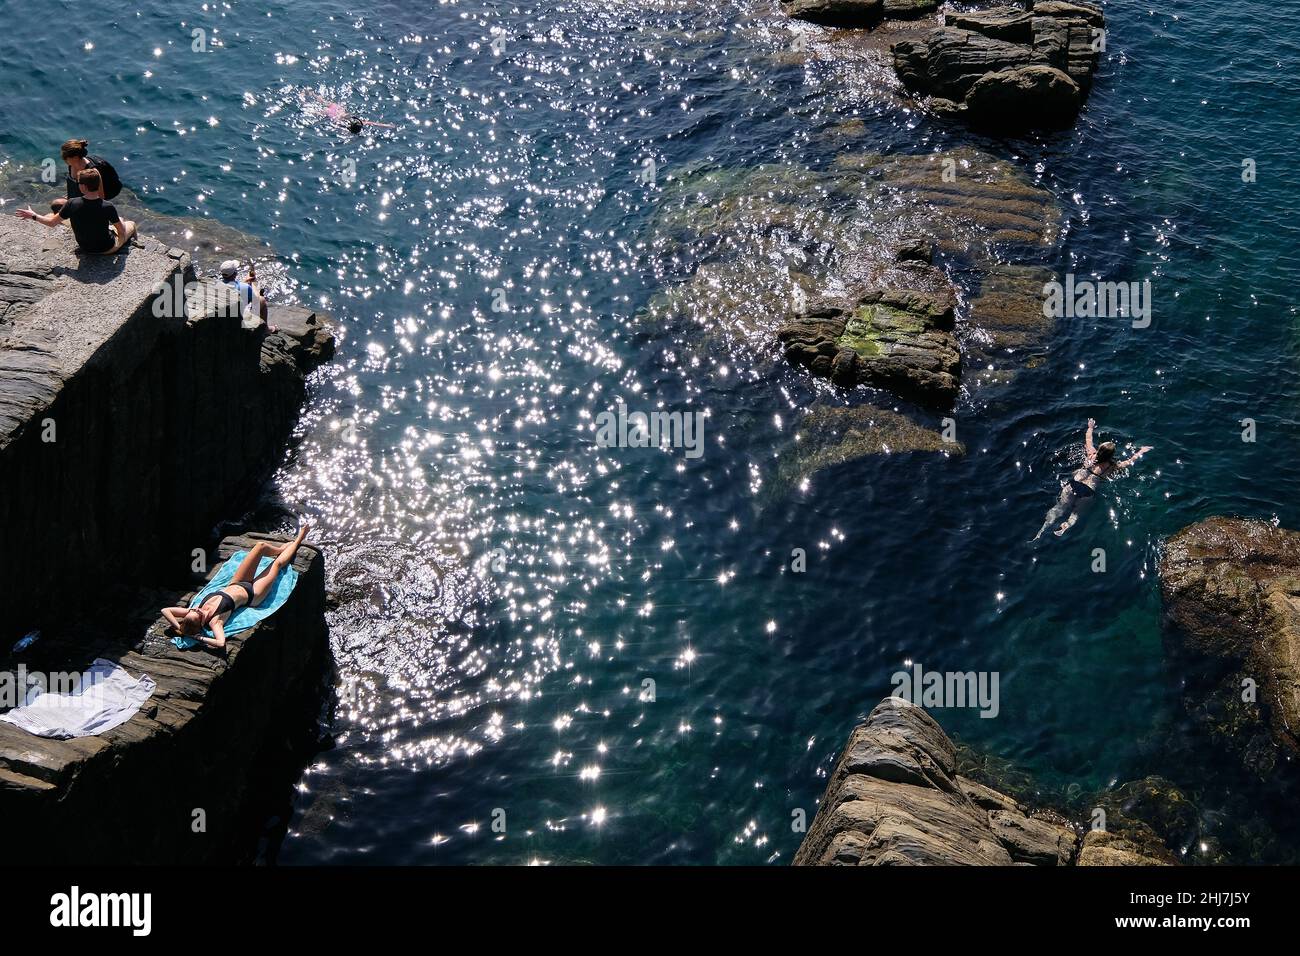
[231,542,273,584]
[250,524,311,606]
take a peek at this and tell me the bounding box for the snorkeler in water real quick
[301,91,396,134]
[1032,418,1152,541]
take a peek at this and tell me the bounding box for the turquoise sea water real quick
[2,0,1298,863]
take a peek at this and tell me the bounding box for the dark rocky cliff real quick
[0,215,332,630]
[0,214,336,862]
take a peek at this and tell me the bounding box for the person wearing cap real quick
[219,259,269,327]
[15,168,136,255]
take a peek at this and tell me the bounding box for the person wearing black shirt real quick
[50,138,119,214]
[16,168,136,255]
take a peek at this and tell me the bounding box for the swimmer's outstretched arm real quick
[1084,417,1097,458]
[1117,445,1154,469]
[362,119,397,128]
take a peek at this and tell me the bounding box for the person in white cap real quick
[219,259,269,329]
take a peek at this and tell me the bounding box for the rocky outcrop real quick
[889,1,1104,128]
[776,0,1105,128]
[0,533,329,864]
[0,215,334,630]
[1078,827,1177,867]
[778,245,960,408]
[1159,517,1300,773]
[0,209,335,862]
[795,698,1177,866]
[794,700,1072,864]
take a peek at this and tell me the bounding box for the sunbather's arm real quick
[199,618,227,650]
[161,606,188,632]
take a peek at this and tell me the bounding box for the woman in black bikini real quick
[1033,420,1152,540]
[161,526,310,649]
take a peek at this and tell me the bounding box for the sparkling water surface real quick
[1,0,1298,863]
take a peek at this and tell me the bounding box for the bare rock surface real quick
[888,0,1104,128]
[778,263,962,408]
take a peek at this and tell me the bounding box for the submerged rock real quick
[1084,775,1203,861]
[831,150,1062,253]
[768,402,961,502]
[965,264,1056,385]
[1078,826,1178,867]
[781,0,884,27]
[1159,517,1300,772]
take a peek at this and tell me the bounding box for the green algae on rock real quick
[778,283,961,407]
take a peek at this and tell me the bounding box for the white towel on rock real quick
[0,658,156,739]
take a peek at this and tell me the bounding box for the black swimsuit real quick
[200,582,254,621]
[1069,463,1107,498]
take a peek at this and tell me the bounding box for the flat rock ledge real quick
[794,699,1176,866]
[0,534,329,864]
[1160,517,1300,775]
[0,215,334,628]
[777,248,961,408]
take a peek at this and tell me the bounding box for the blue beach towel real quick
[172,551,299,649]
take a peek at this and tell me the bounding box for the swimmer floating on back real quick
[300,91,395,134]
[1032,418,1152,541]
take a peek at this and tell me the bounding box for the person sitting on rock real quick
[219,258,272,328]
[162,525,311,650]
[50,138,122,215]
[1032,418,1152,540]
[15,169,136,255]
